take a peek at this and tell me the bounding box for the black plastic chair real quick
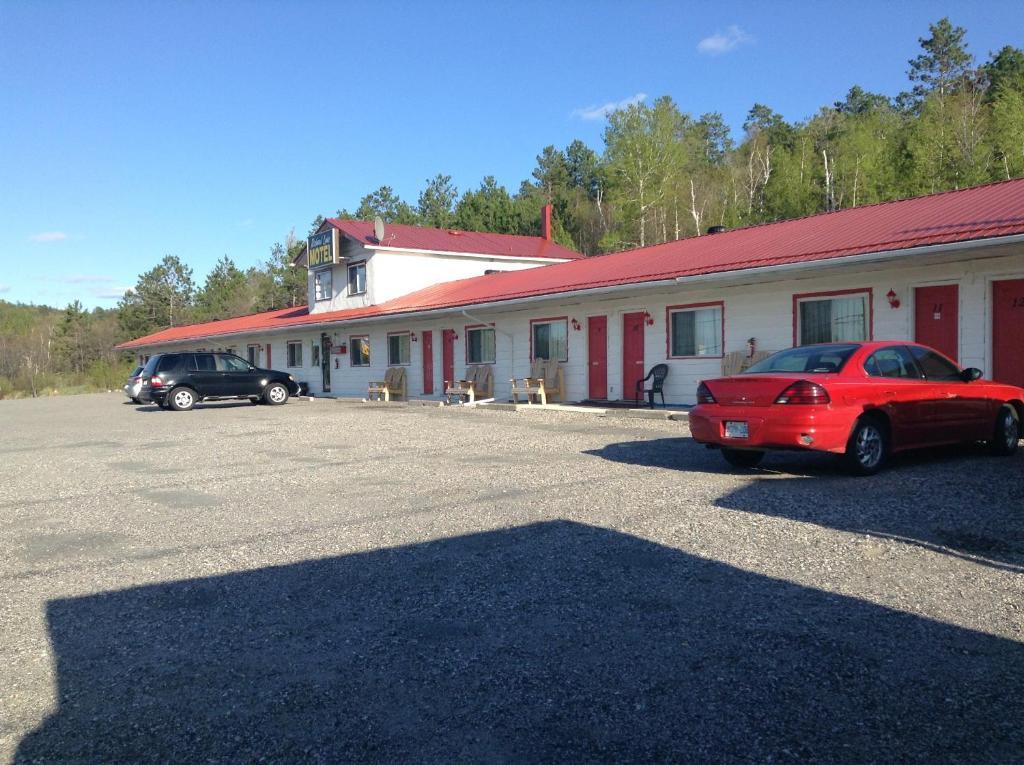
[635,364,669,408]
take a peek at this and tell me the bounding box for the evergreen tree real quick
[194,256,252,321]
[417,174,458,228]
[118,255,195,337]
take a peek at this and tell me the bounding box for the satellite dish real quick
[373,216,385,244]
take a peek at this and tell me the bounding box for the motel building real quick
[117,179,1024,404]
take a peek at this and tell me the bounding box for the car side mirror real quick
[960,367,983,382]
[249,364,256,371]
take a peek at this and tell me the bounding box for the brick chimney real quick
[541,203,552,241]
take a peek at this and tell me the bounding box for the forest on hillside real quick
[2,18,1022,397]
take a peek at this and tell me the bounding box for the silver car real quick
[123,366,144,403]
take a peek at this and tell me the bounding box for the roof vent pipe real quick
[706,225,727,235]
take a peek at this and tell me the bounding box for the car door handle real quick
[946,393,958,399]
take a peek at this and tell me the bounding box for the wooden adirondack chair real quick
[445,365,494,404]
[367,367,407,402]
[510,359,565,405]
[722,350,772,377]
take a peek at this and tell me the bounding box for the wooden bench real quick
[722,350,773,377]
[367,367,407,402]
[445,365,494,404]
[510,359,565,405]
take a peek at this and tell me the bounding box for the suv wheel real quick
[169,387,196,412]
[264,383,289,406]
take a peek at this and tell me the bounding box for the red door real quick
[442,329,456,389]
[993,279,1024,387]
[421,330,434,395]
[588,316,608,400]
[622,312,646,403]
[914,285,959,361]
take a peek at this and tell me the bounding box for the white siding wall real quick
[309,242,564,314]
[145,248,1024,404]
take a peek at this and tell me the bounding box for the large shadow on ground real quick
[588,437,1024,573]
[16,521,1023,763]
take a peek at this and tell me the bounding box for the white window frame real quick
[667,302,724,359]
[466,326,496,364]
[387,332,411,366]
[350,335,370,367]
[795,289,872,346]
[247,344,260,365]
[348,262,367,296]
[314,268,333,302]
[286,340,303,368]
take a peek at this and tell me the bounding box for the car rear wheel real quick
[721,448,765,469]
[168,387,196,412]
[844,416,888,476]
[989,404,1020,456]
[264,383,289,406]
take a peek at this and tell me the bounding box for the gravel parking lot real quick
[1,393,1022,763]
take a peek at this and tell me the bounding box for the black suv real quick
[139,352,300,411]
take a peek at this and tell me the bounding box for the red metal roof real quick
[326,218,583,260]
[117,179,1024,350]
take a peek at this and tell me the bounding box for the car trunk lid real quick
[704,375,809,407]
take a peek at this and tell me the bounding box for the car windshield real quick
[130,366,143,376]
[744,344,860,374]
[142,356,161,375]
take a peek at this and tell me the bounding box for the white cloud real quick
[58,274,116,284]
[91,287,128,300]
[572,92,648,121]
[697,25,752,55]
[29,231,69,243]
[0,284,10,294]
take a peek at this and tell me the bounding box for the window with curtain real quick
[314,268,332,302]
[286,341,303,368]
[467,327,496,364]
[388,333,410,366]
[798,294,868,345]
[531,319,568,361]
[348,263,367,295]
[350,336,370,366]
[669,305,723,357]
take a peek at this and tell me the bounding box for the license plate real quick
[724,421,749,439]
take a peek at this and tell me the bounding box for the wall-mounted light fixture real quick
[570,318,582,331]
[410,332,418,342]
[886,289,901,309]
[643,310,654,326]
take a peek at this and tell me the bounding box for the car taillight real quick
[696,382,717,404]
[150,376,163,388]
[775,380,830,405]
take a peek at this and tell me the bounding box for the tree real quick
[194,256,252,322]
[453,177,517,233]
[251,235,309,312]
[907,17,973,100]
[52,300,91,373]
[118,255,195,337]
[354,186,419,224]
[417,174,458,228]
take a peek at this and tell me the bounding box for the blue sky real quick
[1,0,1020,308]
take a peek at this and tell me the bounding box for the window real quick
[388,333,411,366]
[191,353,216,372]
[311,341,320,368]
[287,341,303,368]
[350,336,370,366]
[668,303,723,358]
[746,344,859,374]
[908,345,962,381]
[466,327,496,364]
[796,291,870,345]
[218,354,250,372]
[865,347,920,379]
[348,262,367,295]
[314,268,333,302]
[531,318,568,361]
[247,345,260,365]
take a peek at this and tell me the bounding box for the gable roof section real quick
[117,179,1024,350]
[325,218,583,260]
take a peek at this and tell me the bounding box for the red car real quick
[689,341,1023,475]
